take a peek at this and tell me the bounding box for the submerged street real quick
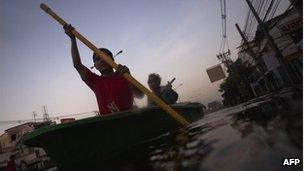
[0,1,302,170]
[110,89,302,171]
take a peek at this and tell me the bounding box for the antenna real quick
[114,50,123,57]
[43,106,50,122]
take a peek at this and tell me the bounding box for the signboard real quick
[206,64,226,83]
[278,17,302,34]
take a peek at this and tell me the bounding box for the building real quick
[239,6,302,96]
[0,122,55,170]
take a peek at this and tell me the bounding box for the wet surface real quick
[111,96,302,171]
[46,94,302,171]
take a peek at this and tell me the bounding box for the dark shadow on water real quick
[56,96,302,171]
[95,123,217,171]
[233,97,302,149]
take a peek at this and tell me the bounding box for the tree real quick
[219,59,255,106]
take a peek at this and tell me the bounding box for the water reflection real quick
[147,123,215,171]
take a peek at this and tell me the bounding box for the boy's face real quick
[148,76,160,90]
[93,55,112,72]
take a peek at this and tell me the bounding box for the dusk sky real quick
[0,0,290,132]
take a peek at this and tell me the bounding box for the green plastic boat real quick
[21,103,204,170]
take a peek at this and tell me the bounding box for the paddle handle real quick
[40,3,118,70]
[40,3,189,126]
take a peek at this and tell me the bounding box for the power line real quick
[240,0,286,44]
[269,0,281,19]
[259,0,269,19]
[263,0,275,21]
[256,0,263,16]
[246,0,258,35]
[217,0,232,71]
[219,0,230,53]
[49,111,98,119]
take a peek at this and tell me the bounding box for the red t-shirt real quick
[6,161,16,171]
[83,68,133,115]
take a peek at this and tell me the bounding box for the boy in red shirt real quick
[6,155,16,171]
[64,24,143,115]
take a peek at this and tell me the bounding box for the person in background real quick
[64,24,143,115]
[6,155,16,171]
[147,73,178,106]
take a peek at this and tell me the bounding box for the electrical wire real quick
[247,0,258,36]
[260,0,270,20]
[263,0,275,21]
[269,0,281,19]
[219,0,230,53]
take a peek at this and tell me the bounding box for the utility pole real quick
[43,106,50,122]
[33,111,37,123]
[245,0,294,85]
[217,50,233,73]
[235,23,273,92]
[217,0,232,74]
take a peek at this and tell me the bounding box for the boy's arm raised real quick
[64,24,88,81]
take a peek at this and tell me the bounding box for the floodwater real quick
[45,94,302,171]
[110,96,302,171]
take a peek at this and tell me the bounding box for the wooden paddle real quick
[40,3,189,126]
